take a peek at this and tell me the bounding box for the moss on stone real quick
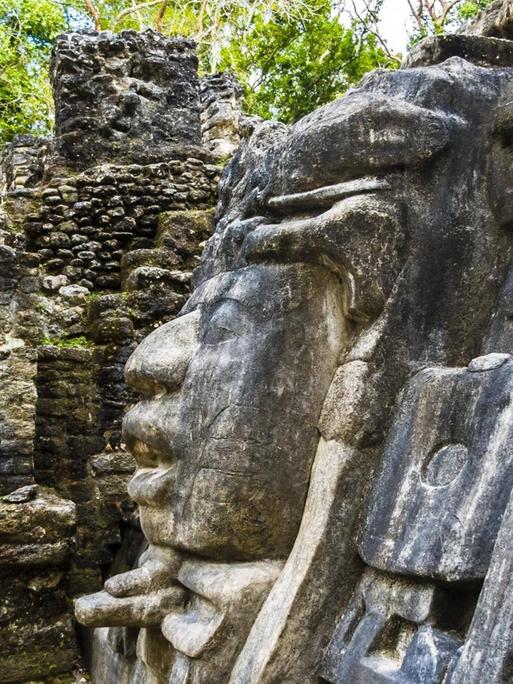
[39,335,93,349]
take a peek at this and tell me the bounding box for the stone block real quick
[51,31,202,166]
[360,355,513,581]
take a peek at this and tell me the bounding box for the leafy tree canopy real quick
[0,0,64,143]
[218,1,397,123]
[0,0,493,146]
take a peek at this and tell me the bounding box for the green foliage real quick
[0,0,401,142]
[217,1,397,123]
[94,0,199,33]
[0,0,75,145]
[2,0,494,145]
[457,0,491,20]
[40,334,93,348]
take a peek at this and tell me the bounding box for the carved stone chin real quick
[74,8,513,682]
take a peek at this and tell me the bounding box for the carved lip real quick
[267,176,390,213]
[128,465,177,506]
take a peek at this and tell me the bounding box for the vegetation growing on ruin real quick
[40,334,94,348]
[0,0,492,145]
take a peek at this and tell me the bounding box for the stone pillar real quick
[51,30,202,165]
[200,72,244,159]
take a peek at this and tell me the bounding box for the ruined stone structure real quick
[5,5,513,683]
[199,73,249,160]
[70,4,513,682]
[0,30,246,683]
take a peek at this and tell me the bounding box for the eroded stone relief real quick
[73,8,513,680]
[0,29,245,683]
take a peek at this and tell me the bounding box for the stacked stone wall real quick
[20,159,216,291]
[0,177,217,681]
[0,488,77,684]
[51,31,202,165]
[0,28,240,683]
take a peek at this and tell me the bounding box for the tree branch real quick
[113,0,164,26]
[351,0,399,62]
[196,0,209,37]
[156,0,169,31]
[84,0,101,30]
[407,0,425,32]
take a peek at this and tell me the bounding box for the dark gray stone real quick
[51,30,202,166]
[465,0,513,40]
[404,34,513,68]
[447,485,513,683]
[2,484,38,504]
[360,355,513,582]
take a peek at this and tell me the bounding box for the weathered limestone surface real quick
[0,486,77,682]
[199,72,258,160]
[51,31,202,165]
[0,29,246,684]
[465,0,513,38]
[71,6,513,683]
[0,135,50,191]
[403,32,513,67]
[8,4,513,682]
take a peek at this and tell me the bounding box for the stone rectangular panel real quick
[360,354,513,582]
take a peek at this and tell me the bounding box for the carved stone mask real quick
[76,50,513,684]
[122,58,511,564]
[123,262,347,560]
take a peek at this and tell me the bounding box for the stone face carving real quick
[76,260,349,675]
[124,263,346,560]
[75,16,513,684]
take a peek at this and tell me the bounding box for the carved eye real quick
[202,299,249,345]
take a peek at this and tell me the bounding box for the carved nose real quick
[125,309,200,395]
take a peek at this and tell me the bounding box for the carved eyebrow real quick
[267,177,391,213]
[272,95,451,196]
[206,296,244,312]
